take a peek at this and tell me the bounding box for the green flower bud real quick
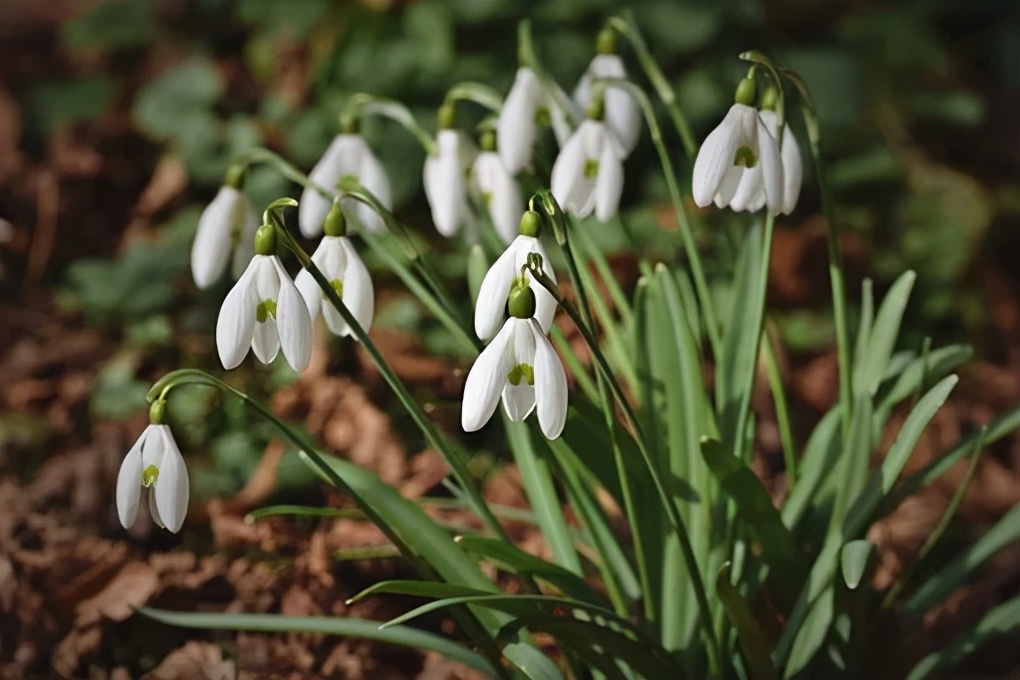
[224,164,246,190]
[596,26,617,55]
[149,399,167,425]
[586,95,605,121]
[480,130,496,152]
[519,210,542,238]
[254,224,276,256]
[760,85,780,112]
[438,102,457,130]
[508,281,537,319]
[324,200,347,237]
[734,77,757,106]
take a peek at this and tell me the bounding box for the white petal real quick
[713,166,743,208]
[152,425,189,533]
[692,104,749,208]
[216,260,258,370]
[580,55,641,156]
[345,138,391,233]
[337,237,374,337]
[250,258,281,365]
[251,315,280,364]
[191,187,238,289]
[230,205,259,280]
[501,382,536,421]
[473,152,522,244]
[729,163,763,212]
[512,237,558,334]
[498,67,542,174]
[295,268,321,323]
[760,111,804,215]
[115,428,147,529]
[273,258,312,372]
[299,135,346,238]
[473,241,520,340]
[425,131,467,237]
[530,320,568,439]
[755,116,785,215]
[461,321,515,432]
[594,141,624,222]
[551,123,595,218]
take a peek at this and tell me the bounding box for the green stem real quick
[597,77,722,368]
[526,254,723,672]
[443,82,505,113]
[607,11,696,158]
[764,324,798,488]
[271,217,507,543]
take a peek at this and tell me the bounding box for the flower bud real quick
[324,200,347,237]
[519,210,542,238]
[254,225,276,256]
[508,281,537,319]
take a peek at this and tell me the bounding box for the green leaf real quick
[137,608,496,676]
[853,271,916,397]
[715,564,777,680]
[905,595,1020,680]
[133,57,225,141]
[24,76,116,137]
[456,536,606,607]
[875,345,972,415]
[62,0,153,52]
[903,504,1020,618]
[840,540,872,590]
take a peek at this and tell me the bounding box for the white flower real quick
[551,119,625,221]
[692,103,784,215]
[295,236,374,339]
[216,254,312,371]
[474,234,556,341]
[497,67,545,175]
[191,186,259,289]
[471,151,523,244]
[461,316,568,440]
[573,54,642,157]
[423,130,473,237]
[758,110,803,215]
[299,134,392,237]
[116,423,189,533]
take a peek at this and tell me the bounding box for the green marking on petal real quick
[256,299,277,323]
[507,363,535,386]
[141,464,159,487]
[330,279,344,297]
[534,106,550,128]
[734,146,758,168]
[481,191,492,208]
[583,159,600,178]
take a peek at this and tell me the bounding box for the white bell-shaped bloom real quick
[116,423,189,533]
[295,236,374,339]
[191,186,259,289]
[551,119,625,221]
[471,151,523,244]
[474,234,556,341]
[692,103,784,215]
[497,67,546,174]
[299,134,393,237]
[216,254,312,371]
[573,54,642,157]
[757,110,803,215]
[462,316,568,440]
[424,130,472,237]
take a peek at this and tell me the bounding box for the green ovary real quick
[256,299,277,323]
[507,363,535,386]
[733,146,757,168]
[141,464,159,487]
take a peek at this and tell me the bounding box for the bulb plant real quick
[116,14,1020,680]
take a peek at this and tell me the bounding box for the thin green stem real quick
[608,11,696,158]
[597,77,722,367]
[764,324,798,488]
[271,218,507,542]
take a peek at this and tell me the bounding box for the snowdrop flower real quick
[299,133,392,237]
[758,109,803,215]
[497,67,546,174]
[191,167,259,289]
[216,224,312,371]
[572,29,641,157]
[691,77,784,215]
[471,132,524,244]
[116,400,189,533]
[475,210,557,341]
[551,115,625,221]
[295,205,374,339]
[424,107,474,237]
[462,283,568,440]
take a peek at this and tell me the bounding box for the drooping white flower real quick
[295,235,374,339]
[758,110,803,215]
[216,230,312,371]
[551,119,625,221]
[692,103,784,215]
[573,54,642,157]
[474,222,556,341]
[462,302,568,440]
[299,134,392,237]
[471,149,523,244]
[497,67,546,175]
[191,185,259,289]
[424,129,473,238]
[116,418,189,533]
